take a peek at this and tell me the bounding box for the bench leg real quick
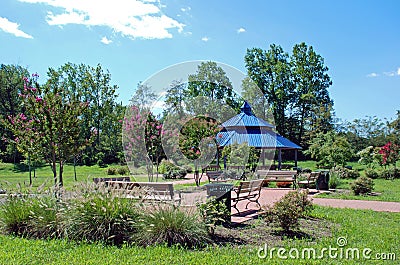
[231,200,240,214]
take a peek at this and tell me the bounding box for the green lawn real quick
[0,162,186,191]
[0,206,398,264]
[316,178,400,202]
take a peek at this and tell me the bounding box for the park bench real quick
[205,171,225,182]
[93,177,131,184]
[257,170,298,189]
[106,181,181,206]
[297,172,320,189]
[231,179,264,214]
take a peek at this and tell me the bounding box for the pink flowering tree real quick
[122,106,165,182]
[6,74,93,188]
[178,116,220,186]
[379,142,399,169]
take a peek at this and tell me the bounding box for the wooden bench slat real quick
[231,179,263,214]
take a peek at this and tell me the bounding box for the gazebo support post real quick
[294,149,298,168]
[278,149,282,170]
[216,148,219,167]
[262,149,265,167]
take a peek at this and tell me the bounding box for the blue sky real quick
[0,0,399,122]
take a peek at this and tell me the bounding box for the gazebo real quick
[216,102,302,169]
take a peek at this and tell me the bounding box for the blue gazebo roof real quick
[216,102,301,150]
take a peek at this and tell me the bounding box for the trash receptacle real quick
[205,183,233,223]
[317,170,330,190]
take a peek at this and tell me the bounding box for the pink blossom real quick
[35,97,43,102]
[196,150,200,155]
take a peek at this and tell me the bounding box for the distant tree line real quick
[1,42,399,179]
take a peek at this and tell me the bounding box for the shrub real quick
[117,166,129,175]
[351,176,374,195]
[328,170,341,189]
[380,168,400,180]
[135,205,210,248]
[365,168,380,179]
[331,166,360,179]
[220,169,238,180]
[197,198,230,234]
[276,182,292,188]
[182,165,193,173]
[346,169,361,179]
[262,190,313,232]
[106,167,116,175]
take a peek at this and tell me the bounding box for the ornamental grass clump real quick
[63,182,142,246]
[0,184,61,239]
[262,190,313,232]
[135,204,210,249]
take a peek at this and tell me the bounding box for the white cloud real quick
[101,36,112,44]
[0,17,33,39]
[397,67,400,76]
[384,71,395,77]
[181,7,191,12]
[18,0,184,40]
[366,72,379,78]
[201,36,209,42]
[237,27,246,33]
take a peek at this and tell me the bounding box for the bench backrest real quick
[93,177,131,184]
[257,170,297,177]
[202,165,221,172]
[308,172,320,181]
[136,182,175,198]
[237,179,264,195]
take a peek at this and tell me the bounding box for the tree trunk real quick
[59,160,64,187]
[74,156,77,181]
[28,155,32,186]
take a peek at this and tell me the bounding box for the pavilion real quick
[215,102,302,169]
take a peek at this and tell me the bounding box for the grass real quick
[316,178,400,202]
[0,162,187,191]
[0,206,398,264]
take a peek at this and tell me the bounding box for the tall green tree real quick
[47,63,120,165]
[245,44,293,137]
[290,42,333,145]
[187,61,241,114]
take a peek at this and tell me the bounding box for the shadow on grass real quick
[271,229,315,240]
[11,163,46,173]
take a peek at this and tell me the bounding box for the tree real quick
[164,80,186,116]
[245,44,292,137]
[290,42,333,145]
[340,116,388,152]
[178,116,220,186]
[245,43,334,147]
[0,64,29,163]
[305,131,353,168]
[47,63,119,166]
[7,73,93,187]
[187,61,241,114]
[241,76,272,122]
[388,111,400,145]
[145,113,166,181]
[379,142,399,169]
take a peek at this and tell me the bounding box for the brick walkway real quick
[175,177,400,223]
